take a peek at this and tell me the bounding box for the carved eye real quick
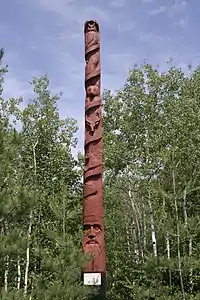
[93,224,101,232]
[84,225,90,231]
[83,224,101,231]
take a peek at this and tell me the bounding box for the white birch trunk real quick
[172,167,185,300]
[163,197,172,285]
[17,256,21,289]
[189,237,193,292]
[125,221,131,256]
[166,233,170,260]
[24,212,32,294]
[128,188,141,259]
[4,255,9,292]
[132,221,139,261]
[148,191,157,257]
[142,201,147,254]
[183,188,193,292]
[4,221,9,292]
[135,200,144,258]
[24,141,37,295]
[166,232,172,286]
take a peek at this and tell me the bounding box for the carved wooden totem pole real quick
[82,20,106,297]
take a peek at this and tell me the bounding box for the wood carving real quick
[82,20,106,273]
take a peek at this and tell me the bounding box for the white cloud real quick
[34,0,77,16]
[167,0,187,18]
[148,5,167,16]
[32,0,110,25]
[110,0,127,7]
[117,21,136,32]
[148,1,187,17]
[139,31,171,44]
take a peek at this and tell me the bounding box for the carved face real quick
[86,110,100,134]
[86,85,99,97]
[83,224,102,256]
[86,21,98,32]
[83,223,106,272]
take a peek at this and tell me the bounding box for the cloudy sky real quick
[1,0,198,153]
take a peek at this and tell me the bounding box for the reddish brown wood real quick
[82,20,106,273]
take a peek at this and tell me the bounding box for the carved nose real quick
[89,233,95,239]
[90,127,95,135]
[89,228,95,238]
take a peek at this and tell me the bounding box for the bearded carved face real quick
[83,224,102,257]
[83,223,105,272]
[84,20,99,33]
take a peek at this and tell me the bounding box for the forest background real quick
[1,41,200,299]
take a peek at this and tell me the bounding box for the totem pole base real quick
[82,272,106,299]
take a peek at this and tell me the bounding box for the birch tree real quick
[103,62,200,299]
[0,70,92,299]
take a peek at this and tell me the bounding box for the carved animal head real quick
[86,85,99,97]
[84,20,99,33]
[86,111,100,134]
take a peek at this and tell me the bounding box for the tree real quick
[0,68,92,299]
[103,62,200,299]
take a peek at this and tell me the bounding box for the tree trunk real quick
[24,212,32,294]
[148,191,157,257]
[17,256,21,289]
[172,165,185,300]
[4,221,9,292]
[183,188,193,293]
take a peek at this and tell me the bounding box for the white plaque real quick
[83,273,101,285]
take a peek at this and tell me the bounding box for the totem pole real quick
[82,20,106,298]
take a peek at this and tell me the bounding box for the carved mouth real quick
[87,240,98,244]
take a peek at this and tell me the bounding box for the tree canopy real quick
[1,49,200,299]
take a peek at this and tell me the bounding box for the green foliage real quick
[2,45,200,299]
[0,52,91,299]
[103,62,200,299]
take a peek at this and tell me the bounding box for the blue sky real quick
[1,0,199,154]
